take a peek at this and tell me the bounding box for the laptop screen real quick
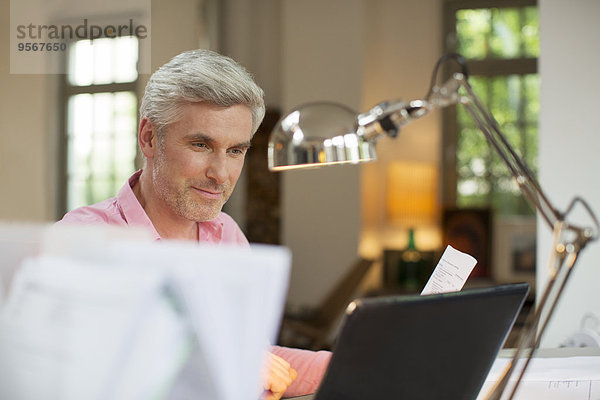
[313,283,529,400]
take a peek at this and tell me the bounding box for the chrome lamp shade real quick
[268,102,377,171]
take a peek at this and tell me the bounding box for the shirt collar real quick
[198,216,225,243]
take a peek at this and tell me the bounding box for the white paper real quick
[0,254,185,400]
[477,356,600,399]
[0,225,292,400]
[66,239,291,400]
[105,241,291,400]
[0,222,47,304]
[0,222,151,304]
[421,245,477,295]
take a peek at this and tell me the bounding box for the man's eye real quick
[193,143,208,149]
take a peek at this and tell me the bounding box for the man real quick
[59,49,331,399]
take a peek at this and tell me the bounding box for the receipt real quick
[421,245,477,295]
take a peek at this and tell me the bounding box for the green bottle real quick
[399,228,422,291]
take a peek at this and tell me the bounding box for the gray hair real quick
[140,49,265,136]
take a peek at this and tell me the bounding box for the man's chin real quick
[183,206,223,222]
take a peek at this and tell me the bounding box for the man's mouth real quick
[192,187,224,200]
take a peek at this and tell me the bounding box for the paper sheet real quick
[477,356,600,399]
[74,239,291,400]
[105,241,291,400]
[421,245,477,295]
[0,225,292,400]
[0,254,184,400]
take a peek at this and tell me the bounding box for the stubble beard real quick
[152,151,230,222]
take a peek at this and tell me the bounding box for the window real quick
[60,36,139,213]
[443,0,539,217]
[442,0,539,287]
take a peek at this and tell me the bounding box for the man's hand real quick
[261,352,298,400]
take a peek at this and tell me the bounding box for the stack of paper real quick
[0,224,291,400]
[106,240,291,400]
[478,354,600,399]
[0,254,186,400]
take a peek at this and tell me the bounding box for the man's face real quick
[150,102,253,222]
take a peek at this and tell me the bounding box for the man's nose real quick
[206,153,228,184]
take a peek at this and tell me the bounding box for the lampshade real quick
[386,161,437,227]
[268,102,377,171]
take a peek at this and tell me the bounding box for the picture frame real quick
[492,216,536,288]
[442,208,492,278]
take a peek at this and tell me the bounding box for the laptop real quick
[305,283,529,400]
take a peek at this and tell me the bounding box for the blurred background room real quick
[2,0,600,351]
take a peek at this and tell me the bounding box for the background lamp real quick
[386,161,437,227]
[267,54,600,399]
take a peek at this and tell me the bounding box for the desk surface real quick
[498,346,600,358]
[284,347,600,400]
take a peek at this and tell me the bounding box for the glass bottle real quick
[399,228,422,291]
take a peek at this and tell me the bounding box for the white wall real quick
[279,0,364,307]
[538,0,600,346]
[0,0,54,222]
[219,0,282,230]
[149,0,207,70]
[361,0,443,253]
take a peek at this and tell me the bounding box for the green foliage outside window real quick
[456,7,539,59]
[454,6,539,216]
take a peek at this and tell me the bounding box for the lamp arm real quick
[425,73,600,399]
[451,74,560,229]
[360,71,598,238]
[358,71,599,400]
[439,73,597,399]
[269,51,600,398]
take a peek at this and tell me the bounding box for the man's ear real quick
[138,118,158,158]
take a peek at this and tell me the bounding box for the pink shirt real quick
[271,346,331,397]
[59,170,331,397]
[59,170,249,245]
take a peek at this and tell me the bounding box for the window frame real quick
[441,0,538,209]
[57,37,141,217]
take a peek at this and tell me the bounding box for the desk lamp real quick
[267,54,599,399]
